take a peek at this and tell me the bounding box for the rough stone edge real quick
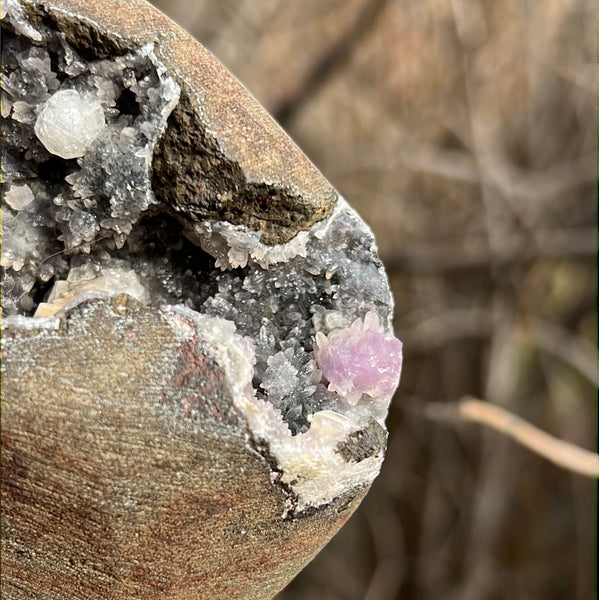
[1,296,371,600]
[17,0,338,243]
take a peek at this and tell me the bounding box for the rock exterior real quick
[1,1,403,599]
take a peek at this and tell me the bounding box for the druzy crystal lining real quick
[1,1,402,511]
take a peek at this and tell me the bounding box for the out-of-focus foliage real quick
[151,1,596,598]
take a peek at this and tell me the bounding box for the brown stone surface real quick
[1,3,382,597]
[2,297,364,600]
[20,0,337,244]
[146,2,594,599]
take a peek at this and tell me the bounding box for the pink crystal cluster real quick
[314,312,403,405]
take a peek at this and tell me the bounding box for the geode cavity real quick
[1,1,402,599]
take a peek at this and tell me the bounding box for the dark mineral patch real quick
[152,90,333,245]
[336,419,388,463]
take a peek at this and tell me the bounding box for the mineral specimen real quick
[1,1,403,599]
[1,5,400,441]
[314,311,403,405]
[34,89,106,159]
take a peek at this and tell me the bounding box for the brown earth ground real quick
[149,2,596,599]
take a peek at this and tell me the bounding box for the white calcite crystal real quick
[34,264,149,317]
[194,219,310,269]
[1,207,40,272]
[34,90,106,159]
[4,183,34,210]
[0,0,42,41]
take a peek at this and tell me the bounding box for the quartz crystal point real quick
[0,1,403,599]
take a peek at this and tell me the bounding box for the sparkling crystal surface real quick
[1,9,401,442]
[314,312,403,405]
[34,90,106,159]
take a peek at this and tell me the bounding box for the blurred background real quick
[149,1,596,598]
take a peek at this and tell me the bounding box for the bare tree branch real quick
[424,396,599,479]
[526,317,597,386]
[273,0,392,126]
[382,227,596,273]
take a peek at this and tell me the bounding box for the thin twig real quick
[401,308,492,350]
[424,396,599,479]
[382,227,596,273]
[273,0,392,126]
[526,317,597,386]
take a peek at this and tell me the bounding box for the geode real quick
[1,1,403,599]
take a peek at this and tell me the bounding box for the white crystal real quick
[5,184,34,211]
[34,90,106,159]
[194,219,311,270]
[11,101,37,124]
[69,210,99,243]
[0,209,39,270]
[34,265,149,318]
[2,0,43,41]
[262,350,299,398]
[1,96,13,118]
